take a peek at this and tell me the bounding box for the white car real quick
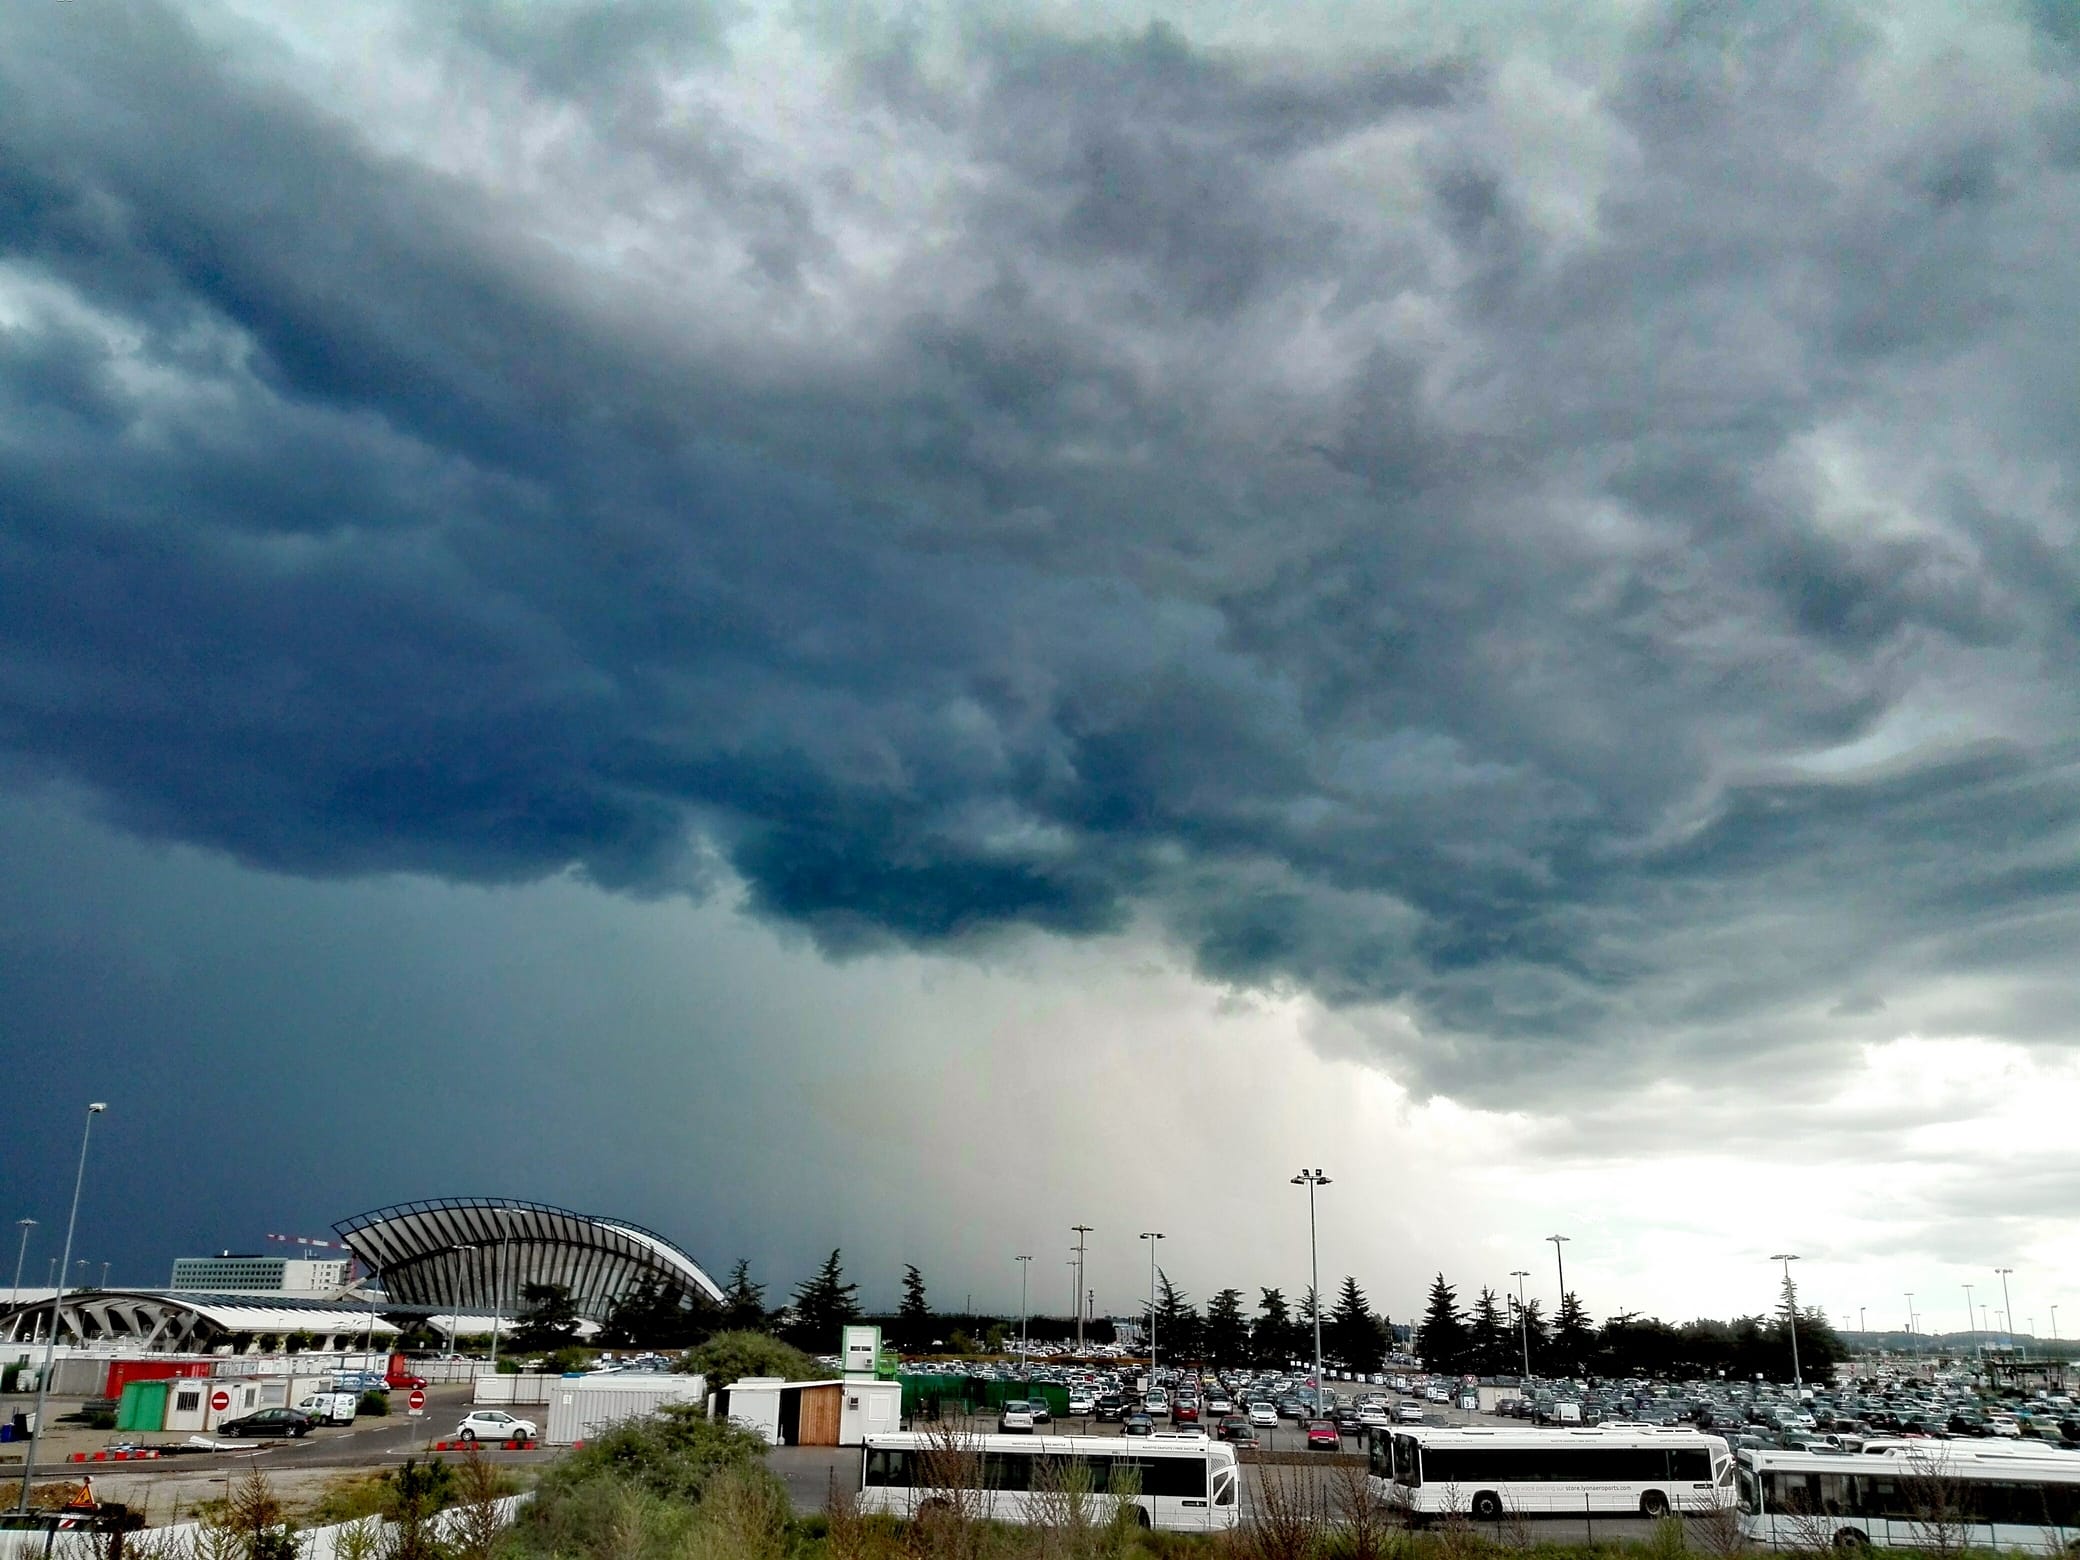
[1068,1393,1096,1415]
[999,1400,1037,1433]
[1249,1402,1279,1428]
[1396,1403,1424,1423]
[455,1409,538,1442]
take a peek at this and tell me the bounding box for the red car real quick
[1173,1400,1200,1423]
[1305,1420,1341,1450]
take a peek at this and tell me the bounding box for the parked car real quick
[1094,1393,1125,1422]
[1218,1416,1258,1444]
[1306,1420,1341,1450]
[1122,1413,1155,1437]
[1068,1392,1096,1415]
[1395,1403,1423,1423]
[218,1408,313,1438]
[295,1392,359,1426]
[1173,1400,1200,1423]
[1249,1401,1279,1428]
[1027,1398,1052,1426]
[999,1401,1038,1433]
[455,1409,538,1442]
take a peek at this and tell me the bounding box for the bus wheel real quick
[1471,1493,1502,1521]
[1135,1508,1153,1530]
[1639,1491,1670,1519]
[1833,1531,1869,1550]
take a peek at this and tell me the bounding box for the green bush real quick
[677,1330,822,1391]
[357,1390,390,1416]
[537,1404,771,1506]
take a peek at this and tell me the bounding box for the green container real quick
[116,1379,169,1432]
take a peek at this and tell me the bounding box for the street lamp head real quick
[1547,1234,1569,1244]
[1140,1231,1164,1241]
[1770,1253,1799,1263]
[86,1103,107,1114]
[15,1219,33,1229]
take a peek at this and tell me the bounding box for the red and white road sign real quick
[407,1388,425,1416]
[210,1390,231,1412]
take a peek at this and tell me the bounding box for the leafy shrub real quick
[357,1391,390,1416]
[676,1331,821,1391]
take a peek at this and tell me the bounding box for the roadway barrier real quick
[426,1438,536,1452]
[68,1450,162,1462]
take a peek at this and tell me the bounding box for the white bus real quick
[1371,1425,1734,1521]
[859,1431,1240,1532]
[1738,1447,2080,1553]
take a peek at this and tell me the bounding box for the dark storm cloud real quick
[2,0,2077,1102]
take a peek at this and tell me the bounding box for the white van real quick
[296,1391,358,1426]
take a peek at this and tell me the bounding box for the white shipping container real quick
[475,1375,553,1406]
[545,1374,705,1446]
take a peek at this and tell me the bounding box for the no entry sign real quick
[408,1389,425,1415]
[210,1390,230,1412]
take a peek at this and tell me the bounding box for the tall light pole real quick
[1015,1256,1032,1379]
[448,1243,476,1358]
[1071,1225,1093,1354]
[1963,1282,1976,1358]
[1905,1293,1915,1360]
[1546,1234,1570,1309]
[488,1208,513,1376]
[17,1102,107,1514]
[2052,1306,2060,1348]
[1140,1233,1164,1386]
[1511,1270,1532,1380]
[9,1220,34,1297]
[1997,1269,2015,1356]
[1771,1254,1802,1393]
[1293,1171,1331,1411]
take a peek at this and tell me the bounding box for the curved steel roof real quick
[334,1197,725,1323]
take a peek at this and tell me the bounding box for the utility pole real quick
[1511,1269,1532,1380]
[1015,1256,1032,1379]
[1071,1225,1092,1353]
[1963,1283,1977,1359]
[1997,1268,2016,1356]
[1546,1234,1570,1309]
[9,1221,34,1297]
[1139,1233,1164,1387]
[1293,1171,1331,1414]
[17,1103,107,1514]
[1771,1254,1803,1393]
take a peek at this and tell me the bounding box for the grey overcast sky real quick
[2,0,2077,1333]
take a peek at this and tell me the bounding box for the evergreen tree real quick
[897,1264,932,1351]
[600,1277,718,1349]
[1416,1273,1469,1374]
[721,1258,769,1332]
[1204,1288,1250,1367]
[1520,1296,1549,1357]
[784,1249,861,1349]
[1254,1288,1298,1367]
[512,1282,580,1352]
[1503,1293,1541,1376]
[1468,1287,1508,1375]
[1551,1291,1595,1376]
[1326,1276,1385,1373]
[1151,1270,1203,1361]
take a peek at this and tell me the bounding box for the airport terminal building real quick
[333,1197,726,1324]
